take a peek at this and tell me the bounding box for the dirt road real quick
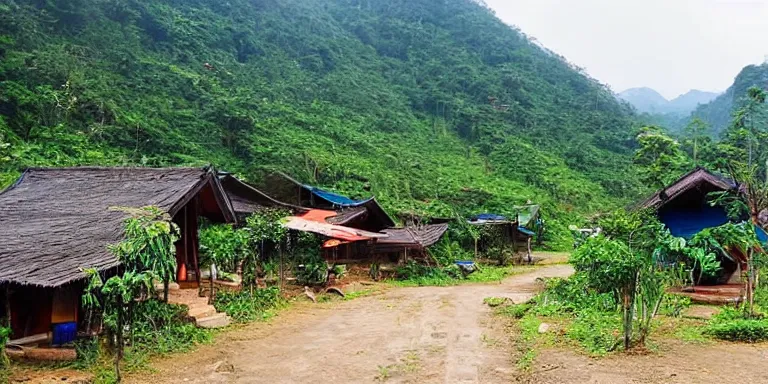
[129,265,573,384]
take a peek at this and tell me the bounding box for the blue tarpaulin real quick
[518,227,536,237]
[756,225,768,244]
[659,205,730,239]
[304,185,372,207]
[473,213,508,221]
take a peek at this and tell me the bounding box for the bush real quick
[0,325,9,372]
[566,310,621,355]
[534,276,616,315]
[394,261,456,286]
[295,257,329,286]
[707,319,768,342]
[497,303,532,319]
[214,287,283,323]
[199,224,250,272]
[131,300,212,354]
[483,297,507,307]
[659,295,692,317]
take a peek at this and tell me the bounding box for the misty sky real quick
[484,0,768,100]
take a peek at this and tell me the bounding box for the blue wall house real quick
[637,167,743,283]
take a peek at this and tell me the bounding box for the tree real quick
[711,164,767,314]
[574,209,678,350]
[82,206,179,382]
[633,126,687,190]
[109,207,180,302]
[723,86,767,168]
[684,118,710,167]
[242,209,289,290]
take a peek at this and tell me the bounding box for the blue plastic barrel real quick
[52,322,77,345]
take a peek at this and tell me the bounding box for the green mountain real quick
[692,63,768,136]
[618,87,669,114]
[0,0,644,248]
[620,88,719,133]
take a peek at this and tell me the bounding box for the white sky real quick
[484,0,768,100]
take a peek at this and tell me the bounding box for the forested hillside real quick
[692,63,768,136]
[0,0,644,246]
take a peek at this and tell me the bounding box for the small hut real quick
[256,172,395,231]
[468,213,533,262]
[218,173,305,220]
[637,167,742,283]
[0,167,235,344]
[371,224,450,264]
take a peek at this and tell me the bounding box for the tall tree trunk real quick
[163,278,169,303]
[115,303,124,383]
[622,287,632,351]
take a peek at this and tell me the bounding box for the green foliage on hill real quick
[692,63,768,137]
[0,0,645,247]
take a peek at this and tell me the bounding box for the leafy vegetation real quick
[0,0,648,249]
[0,323,9,379]
[691,63,768,137]
[213,287,283,323]
[82,206,180,382]
[707,307,768,342]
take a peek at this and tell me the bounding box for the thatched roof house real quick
[254,172,395,231]
[637,167,735,212]
[373,224,450,254]
[218,173,305,219]
[0,167,235,288]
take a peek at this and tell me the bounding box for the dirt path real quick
[128,265,573,384]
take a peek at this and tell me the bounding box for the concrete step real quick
[169,297,208,306]
[195,313,231,329]
[154,282,180,292]
[188,304,218,319]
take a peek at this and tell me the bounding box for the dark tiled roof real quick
[637,168,735,210]
[0,167,234,287]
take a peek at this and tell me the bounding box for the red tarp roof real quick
[283,209,388,242]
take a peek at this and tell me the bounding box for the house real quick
[256,172,395,231]
[468,213,534,261]
[371,224,450,263]
[218,173,305,220]
[637,168,736,239]
[0,167,235,344]
[637,167,743,284]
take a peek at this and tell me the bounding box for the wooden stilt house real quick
[0,167,235,344]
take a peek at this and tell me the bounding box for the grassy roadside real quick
[387,264,539,288]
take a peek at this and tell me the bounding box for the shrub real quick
[707,319,768,342]
[566,310,621,355]
[659,295,692,317]
[483,297,507,307]
[535,276,616,315]
[0,325,9,372]
[497,303,532,319]
[131,300,212,354]
[214,287,283,323]
[199,224,250,272]
[295,257,329,286]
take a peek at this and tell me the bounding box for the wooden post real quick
[191,197,201,287]
[4,285,10,328]
[279,244,284,293]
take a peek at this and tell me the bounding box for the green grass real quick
[343,288,376,301]
[389,264,537,287]
[467,265,536,283]
[483,297,508,307]
[515,313,543,371]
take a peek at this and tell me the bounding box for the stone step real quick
[195,313,231,329]
[168,297,209,306]
[188,304,218,319]
[154,282,180,292]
